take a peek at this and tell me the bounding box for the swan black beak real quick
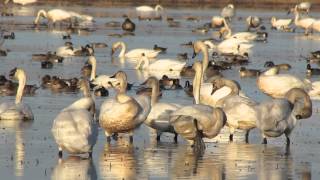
[192,51,198,59]
[9,67,17,79]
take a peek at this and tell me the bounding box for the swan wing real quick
[136,6,154,11]
[148,59,186,71]
[126,49,160,59]
[92,75,118,89]
[133,95,151,125]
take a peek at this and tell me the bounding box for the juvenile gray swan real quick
[255,88,312,145]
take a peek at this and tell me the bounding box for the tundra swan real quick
[111,41,161,59]
[135,53,186,71]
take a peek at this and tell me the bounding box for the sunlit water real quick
[0,3,320,180]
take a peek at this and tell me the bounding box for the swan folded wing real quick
[92,75,118,89]
[224,102,257,129]
[258,75,304,97]
[52,110,94,153]
[149,59,186,71]
[65,97,94,113]
[146,103,179,129]
[256,100,292,132]
[133,95,151,125]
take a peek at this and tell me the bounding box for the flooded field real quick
[1,2,320,180]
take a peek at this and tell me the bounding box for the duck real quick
[34,9,94,26]
[220,18,268,42]
[51,79,98,158]
[192,27,209,34]
[4,0,37,5]
[99,71,151,142]
[50,77,79,93]
[111,41,161,59]
[142,77,180,142]
[184,80,193,97]
[180,41,193,47]
[211,78,257,142]
[306,64,320,76]
[153,44,167,53]
[292,6,315,35]
[0,49,7,56]
[264,61,291,70]
[3,32,15,39]
[221,4,235,21]
[255,88,312,145]
[170,61,227,152]
[310,50,320,59]
[257,66,305,98]
[0,75,38,96]
[41,61,53,69]
[136,5,164,12]
[246,16,261,31]
[211,16,224,28]
[177,53,188,60]
[270,16,292,30]
[32,51,64,63]
[135,53,186,72]
[122,18,135,32]
[0,68,33,120]
[62,34,71,40]
[159,75,182,90]
[239,67,260,78]
[90,42,108,48]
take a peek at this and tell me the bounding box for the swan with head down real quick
[0,68,33,121]
[136,5,163,12]
[255,88,312,145]
[99,71,151,142]
[170,61,227,152]
[51,79,98,157]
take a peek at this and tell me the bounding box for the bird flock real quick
[0,1,319,160]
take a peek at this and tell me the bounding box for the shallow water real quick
[1,3,320,180]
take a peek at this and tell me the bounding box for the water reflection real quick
[99,140,138,180]
[51,156,97,180]
[0,120,33,177]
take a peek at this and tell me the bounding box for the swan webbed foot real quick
[229,134,233,142]
[174,133,178,143]
[156,135,161,142]
[262,138,267,144]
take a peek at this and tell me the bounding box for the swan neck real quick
[82,82,91,98]
[193,66,203,104]
[151,81,160,106]
[223,19,232,38]
[89,56,97,81]
[119,76,127,93]
[212,108,227,135]
[119,42,126,57]
[286,88,312,119]
[224,79,240,96]
[15,70,26,104]
[35,10,47,24]
[201,46,209,76]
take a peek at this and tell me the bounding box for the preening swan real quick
[51,79,98,157]
[0,68,33,120]
[246,16,261,31]
[136,5,163,12]
[293,6,315,35]
[111,41,161,59]
[99,71,151,142]
[142,76,180,142]
[34,9,94,25]
[255,88,312,145]
[170,61,227,152]
[4,0,37,5]
[203,39,253,55]
[211,78,257,142]
[135,53,186,71]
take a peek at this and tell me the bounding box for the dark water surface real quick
[0,3,320,180]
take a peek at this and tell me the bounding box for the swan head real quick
[155,5,164,11]
[210,78,241,95]
[264,61,275,68]
[270,16,276,23]
[111,41,122,56]
[141,76,158,87]
[34,9,47,25]
[286,88,312,119]
[192,41,207,58]
[110,71,127,93]
[227,4,234,9]
[9,67,25,81]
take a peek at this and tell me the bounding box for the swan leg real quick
[58,147,63,158]
[229,127,235,142]
[285,133,291,146]
[156,131,161,142]
[245,130,250,143]
[88,152,92,158]
[129,131,134,143]
[174,132,178,143]
[105,131,112,143]
[262,134,267,144]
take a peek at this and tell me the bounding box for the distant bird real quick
[136,5,164,12]
[4,0,37,5]
[122,18,135,32]
[246,16,261,31]
[221,4,235,21]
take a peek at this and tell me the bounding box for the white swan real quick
[4,0,37,5]
[221,4,235,21]
[210,78,257,142]
[87,55,118,89]
[34,9,94,25]
[220,18,267,42]
[271,16,293,30]
[51,79,98,157]
[99,71,151,142]
[170,61,227,151]
[255,88,312,145]
[211,16,224,28]
[257,67,305,98]
[135,53,186,71]
[142,77,180,142]
[136,5,163,12]
[0,68,33,120]
[111,41,161,59]
[56,46,75,57]
[203,39,253,55]
[293,6,315,35]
